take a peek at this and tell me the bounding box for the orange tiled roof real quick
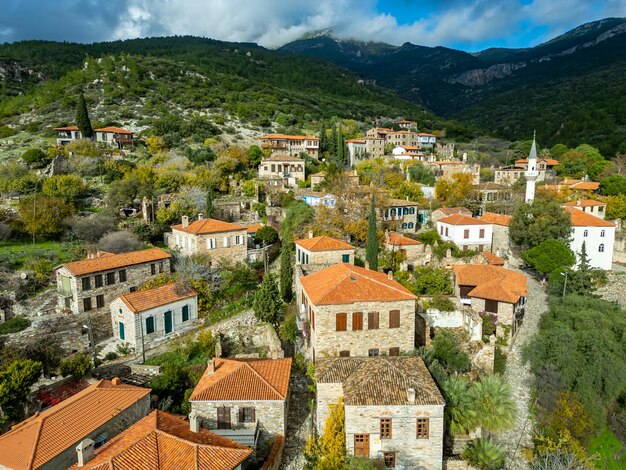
[346,139,366,143]
[54,125,80,131]
[387,232,422,246]
[68,410,251,470]
[261,154,305,163]
[62,247,171,276]
[0,380,150,470]
[564,207,614,228]
[417,133,435,137]
[436,207,471,216]
[260,134,319,140]
[295,236,354,252]
[95,127,133,134]
[570,181,600,191]
[119,283,196,313]
[301,263,416,306]
[481,251,505,266]
[388,198,419,207]
[480,212,512,227]
[245,223,264,234]
[562,199,606,208]
[171,218,247,235]
[190,358,292,402]
[515,158,560,166]
[453,264,527,304]
[438,214,486,226]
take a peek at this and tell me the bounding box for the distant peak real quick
[299,28,336,40]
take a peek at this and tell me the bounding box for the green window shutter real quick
[182,305,189,322]
[146,316,155,334]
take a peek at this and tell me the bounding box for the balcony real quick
[214,421,259,449]
[114,135,133,144]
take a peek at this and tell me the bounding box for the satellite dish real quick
[20,272,28,280]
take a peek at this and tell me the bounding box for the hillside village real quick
[0,84,625,470]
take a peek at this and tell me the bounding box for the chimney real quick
[198,213,203,220]
[308,230,314,238]
[182,215,189,228]
[189,413,201,433]
[111,377,121,386]
[407,387,416,405]
[365,261,370,270]
[576,200,581,206]
[271,349,279,360]
[388,271,393,280]
[76,439,95,467]
[206,358,215,375]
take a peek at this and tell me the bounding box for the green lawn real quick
[0,240,81,268]
[590,427,626,470]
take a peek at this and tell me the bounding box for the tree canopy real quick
[510,200,572,249]
[521,239,576,276]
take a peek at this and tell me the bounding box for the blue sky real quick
[1,0,624,50]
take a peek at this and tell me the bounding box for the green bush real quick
[0,126,17,139]
[0,316,31,335]
[463,438,506,470]
[21,148,51,168]
[254,225,278,246]
[412,267,452,295]
[104,352,118,361]
[279,312,299,344]
[60,352,92,378]
[425,295,455,312]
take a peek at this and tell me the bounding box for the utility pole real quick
[562,271,568,298]
[140,319,146,363]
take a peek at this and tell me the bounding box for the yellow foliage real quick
[146,135,167,155]
[547,392,592,445]
[532,429,593,468]
[316,398,346,470]
[435,172,473,205]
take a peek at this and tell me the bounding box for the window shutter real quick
[389,310,400,329]
[336,313,347,331]
[368,311,379,330]
[251,408,256,422]
[352,312,363,331]
[239,408,245,422]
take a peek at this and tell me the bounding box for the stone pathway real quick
[280,371,312,470]
[496,266,549,470]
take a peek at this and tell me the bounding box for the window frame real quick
[94,274,103,288]
[145,316,155,334]
[368,311,379,330]
[106,272,116,286]
[389,310,400,329]
[416,417,430,439]
[335,312,347,332]
[81,277,91,291]
[383,451,396,468]
[380,418,392,439]
[352,312,363,331]
[119,269,127,282]
[96,294,105,308]
[182,305,190,322]
[83,297,92,312]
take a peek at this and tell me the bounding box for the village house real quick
[430,207,472,226]
[383,199,420,232]
[396,119,417,130]
[494,165,527,185]
[299,263,417,360]
[430,161,480,185]
[474,182,518,209]
[384,232,432,270]
[562,199,607,219]
[54,125,82,145]
[297,191,337,208]
[479,212,512,257]
[417,132,437,147]
[515,156,559,176]
[310,171,326,187]
[55,247,172,318]
[366,127,392,140]
[258,154,306,187]
[391,145,426,162]
[295,234,355,266]
[386,130,421,148]
[0,379,151,470]
[110,283,198,354]
[565,207,615,270]
[437,214,493,252]
[69,410,252,470]
[540,179,601,196]
[315,357,445,470]
[453,264,528,339]
[167,215,247,263]
[259,134,320,158]
[94,126,134,149]
[189,357,292,447]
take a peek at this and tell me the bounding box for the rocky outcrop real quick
[445,62,527,86]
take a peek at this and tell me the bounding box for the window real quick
[150,264,156,275]
[106,272,116,285]
[368,349,379,356]
[584,229,588,237]
[94,274,103,288]
[96,295,104,308]
[119,270,127,282]
[182,305,190,322]
[389,310,400,329]
[599,244,605,252]
[207,238,216,249]
[82,277,91,291]
[83,298,92,311]
[342,254,350,263]
[383,451,396,468]
[600,230,605,237]
[389,347,400,356]
[339,350,350,357]
[239,407,256,423]
[235,235,242,245]
[368,311,379,330]
[380,418,392,439]
[440,226,443,235]
[478,245,484,252]
[159,262,164,273]
[464,229,470,239]
[479,228,485,238]
[336,313,347,331]
[416,418,430,439]
[445,227,449,237]
[217,406,231,429]
[352,312,363,331]
[223,236,230,248]
[129,286,137,292]
[145,316,155,334]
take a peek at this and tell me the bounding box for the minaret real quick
[525,132,539,203]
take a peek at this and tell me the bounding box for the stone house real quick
[189,357,292,447]
[0,379,150,470]
[562,199,607,219]
[69,410,252,470]
[384,232,432,270]
[94,127,134,149]
[54,125,82,145]
[494,165,527,185]
[386,130,420,148]
[315,357,445,470]
[310,171,327,187]
[110,283,198,354]
[453,265,528,340]
[258,155,306,187]
[167,215,247,263]
[565,207,616,270]
[259,134,319,158]
[430,207,472,226]
[430,161,480,186]
[478,212,512,257]
[383,199,420,232]
[299,263,417,360]
[437,214,493,252]
[295,234,355,266]
[396,120,416,130]
[55,248,172,336]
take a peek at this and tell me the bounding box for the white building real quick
[94,126,134,149]
[417,133,437,146]
[562,199,607,220]
[565,208,616,270]
[437,214,493,252]
[524,134,540,203]
[54,126,82,145]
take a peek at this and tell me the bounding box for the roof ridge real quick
[242,361,285,400]
[27,418,44,470]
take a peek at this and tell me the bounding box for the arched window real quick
[583,230,588,237]
[599,244,605,253]
[600,230,605,237]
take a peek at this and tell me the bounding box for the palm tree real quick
[442,376,478,436]
[471,374,516,434]
[462,437,506,470]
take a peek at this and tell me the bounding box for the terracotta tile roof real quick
[417,133,435,137]
[119,283,196,313]
[438,214,486,226]
[301,263,416,306]
[190,358,292,402]
[94,127,133,134]
[62,247,171,276]
[295,236,353,252]
[54,125,80,131]
[387,232,422,246]
[570,181,600,191]
[480,212,512,227]
[436,207,471,216]
[515,158,559,166]
[476,182,508,190]
[346,139,365,143]
[453,264,528,304]
[481,251,505,266]
[562,199,606,208]
[396,120,416,124]
[260,134,319,140]
[316,357,444,406]
[171,218,247,235]
[311,171,327,177]
[245,223,264,234]
[0,380,150,470]
[69,411,251,470]
[387,198,419,207]
[260,154,305,163]
[564,207,615,228]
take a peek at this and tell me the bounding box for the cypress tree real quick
[336,126,345,167]
[318,121,328,156]
[205,187,215,218]
[279,240,294,303]
[366,195,379,270]
[75,92,93,139]
[253,273,282,325]
[329,125,338,159]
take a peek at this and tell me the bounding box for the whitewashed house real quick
[565,208,615,270]
[436,214,493,252]
[562,199,607,220]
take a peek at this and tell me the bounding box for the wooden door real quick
[119,322,125,341]
[354,434,369,457]
[217,406,231,429]
[164,311,173,334]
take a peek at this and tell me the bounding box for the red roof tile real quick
[481,252,505,266]
[453,265,527,304]
[94,127,133,134]
[171,218,247,235]
[295,236,354,252]
[387,233,422,246]
[260,134,319,140]
[480,212,512,227]
[562,199,606,208]
[54,126,79,131]
[62,248,171,276]
[245,223,264,234]
[564,207,614,227]
[119,283,196,313]
[438,214,486,226]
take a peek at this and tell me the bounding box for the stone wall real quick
[613,232,626,264]
[316,383,345,431]
[168,228,247,264]
[296,247,355,266]
[490,225,510,257]
[344,403,445,470]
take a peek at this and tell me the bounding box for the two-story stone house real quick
[94,126,134,149]
[383,199,420,232]
[299,263,417,360]
[189,357,292,447]
[259,134,319,158]
[384,232,432,270]
[110,283,198,354]
[316,357,445,470]
[167,215,247,263]
[437,214,493,252]
[295,235,355,266]
[55,248,172,337]
[258,155,306,187]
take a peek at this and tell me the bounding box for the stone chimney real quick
[182,215,189,228]
[189,413,201,433]
[206,358,215,375]
[111,377,121,386]
[198,213,204,220]
[271,349,279,360]
[365,261,370,270]
[387,271,393,280]
[407,387,416,405]
[76,439,95,467]
[308,230,314,238]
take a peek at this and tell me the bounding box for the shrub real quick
[104,351,118,361]
[60,352,92,378]
[279,311,299,344]
[413,267,452,295]
[0,316,31,335]
[21,148,51,168]
[241,180,256,197]
[430,330,470,374]
[463,438,506,470]
[0,126,17,139]
[480,312,497,337]
[426,295,455,312]
[97,231,143,253]
[254,225,278,246]
[0,223,11,242]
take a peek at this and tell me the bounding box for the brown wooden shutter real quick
[368,311,379,330]
[239,407,245,423]
[485,299,499,313]
[336,312,347,331]
[389,347,400,356]
[339,350,350,357]
[389,310,400,329]
[352,312,363,330]
[464,229,469,239]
